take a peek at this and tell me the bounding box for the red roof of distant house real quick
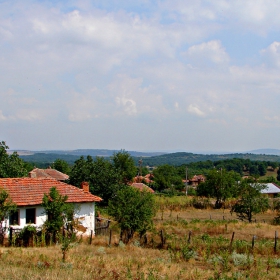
[133,174,154,184]
[0,178,102,206]
[29,168,69,181]
[130,183,155,193]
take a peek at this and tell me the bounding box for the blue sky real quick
[1,0,280,153]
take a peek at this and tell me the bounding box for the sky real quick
[1,0,280,153]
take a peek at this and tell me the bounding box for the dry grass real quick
[1,201,280,279]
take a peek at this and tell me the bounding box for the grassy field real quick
[1,197,280,279]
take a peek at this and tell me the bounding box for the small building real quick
[130,182,155,193]
[29,167,69,181]
[0,178,102,235]
[188,175,205,187]
[260,183,280,198]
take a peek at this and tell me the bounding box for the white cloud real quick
[185,40,229,67]
[1,1,280,151]
[0,110,7,121]
[66,91,97,122]
[187,104,205,117]
[260,42,280,67]
[115,97,137,115]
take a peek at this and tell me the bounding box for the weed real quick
[181,245,197,261]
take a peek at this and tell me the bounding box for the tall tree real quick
[231,181,269,223]
[0,141,28,178]
[112,150,137,184]
[196,169,239,208]
[69,156,122,205]
[0,189,17,244]
[153,164,185,192]
[42,187,69,243]
[51,159,71,175]
[108,186,156,243]
[277,167,280,182]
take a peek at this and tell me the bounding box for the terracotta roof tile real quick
[130,183,154,193]
[0,178,102,206]
[29,168,69,181]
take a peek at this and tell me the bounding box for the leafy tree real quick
[257,162,267,176]
[277,168,280,182]
[112,150,137,184]
[69,156,122,205]
[69,156,94,187]
[51,159,71,175]
[153,164,185,192]
[249,165,260,177]
[273,199,280,224]
[42,187,71,243]
[0,189,17,244]
[108,186,156,244]
[0,141,28,178]
[88,157,122,205]
[231,181,269,223]
[196,169,239,208]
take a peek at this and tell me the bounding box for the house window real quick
[26,208,36,224]
[9,210,19,225]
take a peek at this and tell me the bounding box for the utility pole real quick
[138,158,143,177]
[186,167,188,196]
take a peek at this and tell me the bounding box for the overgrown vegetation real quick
[0,189,17,245]
[108,187,156,243]
[2,204,280,279]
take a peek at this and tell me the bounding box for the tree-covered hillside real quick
[138,152,280,166]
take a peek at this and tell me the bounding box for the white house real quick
[0,178,102,235]
[260,182,280,198]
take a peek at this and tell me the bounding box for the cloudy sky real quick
[1,0,280,153]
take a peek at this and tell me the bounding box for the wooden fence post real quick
[274,231,278,254]
[188,230,192,244]
[160,230,165,248]
[252,235,256,250]
[9,227,13,246]
[108,230,112,247]
[89,230,93,245]
[229,232,235,249]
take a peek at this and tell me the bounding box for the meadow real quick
[1,196,280,280]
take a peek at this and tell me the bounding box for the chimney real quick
[29,171,36,178]
[81,181,89,193]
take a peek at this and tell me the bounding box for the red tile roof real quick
[0,178,102,206]
[130,183,154,193]
[29,168,69,181]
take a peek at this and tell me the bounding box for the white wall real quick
[5,202,96,236]
[74,202,95,235]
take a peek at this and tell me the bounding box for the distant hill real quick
[138,152,280,166]
[14,149,165,158]
[18,150,280,167]
[248,149,280,156]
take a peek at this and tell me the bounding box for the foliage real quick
[51,159,71,175]
[231,181,269,222]
[273,199,280,224]
[111,150,137,184]
[153,164,185,192]
[0,141,28,178]
[42,187,69,243]
[277,168,280,182]
[141,151,280,167]
[60,233,77,262]
[69,156,122,205]
[196,169,239,208]
[18,225,37,246]
[108,186,156,243]
[0,188,17,244]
